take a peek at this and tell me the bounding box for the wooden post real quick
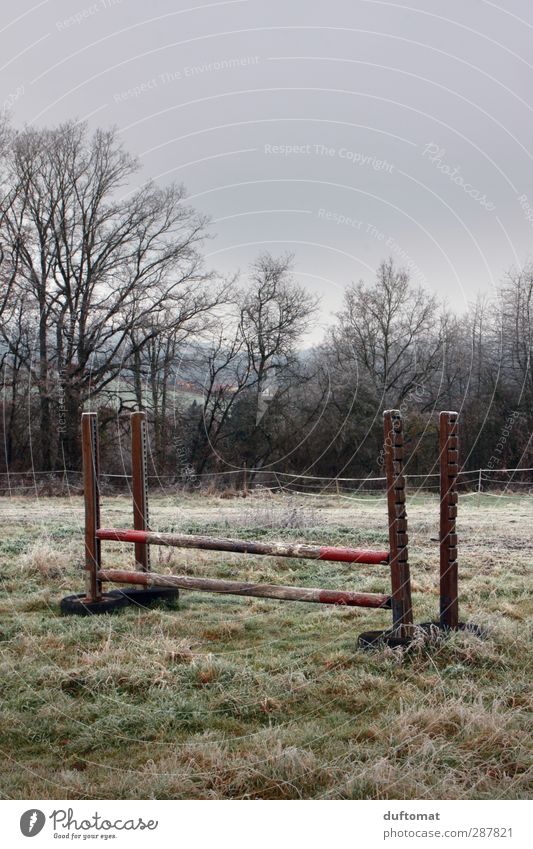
[242,461,248,497]
[82,412,101,602]
[131,411,150,571]
[440,411,459,628]
[384,410,413,636]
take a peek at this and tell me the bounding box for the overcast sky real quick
[3,0,533,339]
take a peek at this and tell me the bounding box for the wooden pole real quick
[96,527,389,564]
[82,412,102,602]
[440,411,459,628]
[384,410,413,636]
[98,568,392,608]
[131,411,150,571]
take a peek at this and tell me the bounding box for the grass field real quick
[0,491,531,800]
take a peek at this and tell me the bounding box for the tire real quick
[358,629,413,650]
[60,592,130,616]
[109,587,179,608]
[418,621,486,638]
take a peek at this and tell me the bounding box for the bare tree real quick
[498,265,533,409]
[332,258,445,408]
[0,296,33,468]
[190,254,319,473]
[128,308,223,468]
[0,121,218,468]
[0,116,16,320]
[239,253,318,403]
[188,318,253,474]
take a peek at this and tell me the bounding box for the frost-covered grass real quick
[0,492,531,799]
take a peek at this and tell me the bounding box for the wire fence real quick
[0,465,532,498]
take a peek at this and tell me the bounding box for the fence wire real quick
[0,465,532,497]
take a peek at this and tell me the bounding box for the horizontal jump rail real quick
[98,568,392,608]
[96,528,389,565]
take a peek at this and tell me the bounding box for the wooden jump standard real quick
[63,408,463,644]
[439,410,459,629]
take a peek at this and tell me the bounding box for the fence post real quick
[82,412,101,602]
[439,411,459,628]
[131,411,150,571]
[384,410,413,636]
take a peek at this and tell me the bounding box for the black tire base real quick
[109,587,180,607]
[358,621,485,650]
[60,592,130,617]
[417,621,486,639]
[358,629,413,650]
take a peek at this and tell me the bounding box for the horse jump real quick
[62,409,461,644]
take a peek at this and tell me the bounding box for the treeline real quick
[0,121,531,484]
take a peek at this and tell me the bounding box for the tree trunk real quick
[60,386,83,470]
[38,313,52,470]
[133,347,143,409]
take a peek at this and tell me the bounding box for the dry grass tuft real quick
[19,539,78,579]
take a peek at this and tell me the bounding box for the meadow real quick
[0,490,531,799]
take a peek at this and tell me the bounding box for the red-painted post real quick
[131,411,150,571]
[440,411,459,628]
[384,410,413,636]
[82,412,102,602]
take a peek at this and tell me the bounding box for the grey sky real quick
[3,0,533,340]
